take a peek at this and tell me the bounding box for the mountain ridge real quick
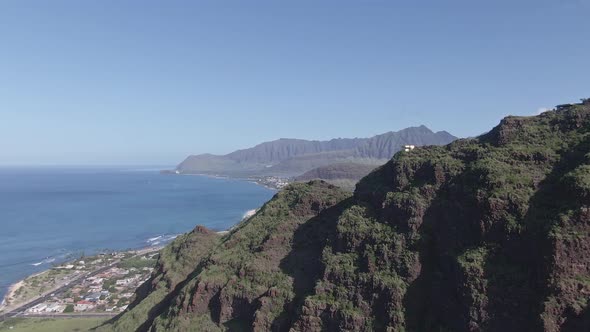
[103,98,590,331]
[176,126,457,177]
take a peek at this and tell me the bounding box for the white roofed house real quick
[404,145,416,152]
[27,303,48,313]
[26,303,65,314]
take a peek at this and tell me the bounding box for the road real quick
[18,313,116,318]
[0,260,121,322]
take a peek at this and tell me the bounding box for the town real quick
[1,249,159,317]
[251,176,290,190]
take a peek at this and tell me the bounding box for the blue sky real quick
[0,0,588,165]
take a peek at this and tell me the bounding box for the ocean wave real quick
[28,249,73,267]
[145,234,179,246]
[31,257,56,266]
[242,209,257,220]
[160,234,179,242]
[147,235,163,243]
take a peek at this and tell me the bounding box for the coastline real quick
[0,215,254,312]
[246,180,280,191]
[0,280,24,308]
[0,244,164,313]
[0,246,163,318]
[0,266,53,310]
[0,167,274,319]
[170,171,283,191]
[1,205,261,310]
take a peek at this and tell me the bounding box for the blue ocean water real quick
[0,167,275,301]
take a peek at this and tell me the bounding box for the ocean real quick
[0,167,275,301]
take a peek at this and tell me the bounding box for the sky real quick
[0,0,589,165]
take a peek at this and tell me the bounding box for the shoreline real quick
[0,177,262,314]
[0,280,24,308]
[0,168,270,319]
[0,223,247,311]
[170,171,283,191]
[0,245,163,318]
[0,243,165,312]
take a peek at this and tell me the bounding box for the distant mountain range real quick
[175,125,457,177]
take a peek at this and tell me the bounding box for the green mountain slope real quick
[100,181,351,332]
[106,226,220,332]
[294,162,378,191]
[106,99,590,331]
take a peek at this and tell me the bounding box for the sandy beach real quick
[0,280,24,310]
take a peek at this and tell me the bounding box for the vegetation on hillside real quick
[105,99,590,331]
[294,162,378,191]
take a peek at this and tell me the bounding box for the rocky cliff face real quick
[226,138,366,165]
[107,100,590,331]
[354,125,456,159]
